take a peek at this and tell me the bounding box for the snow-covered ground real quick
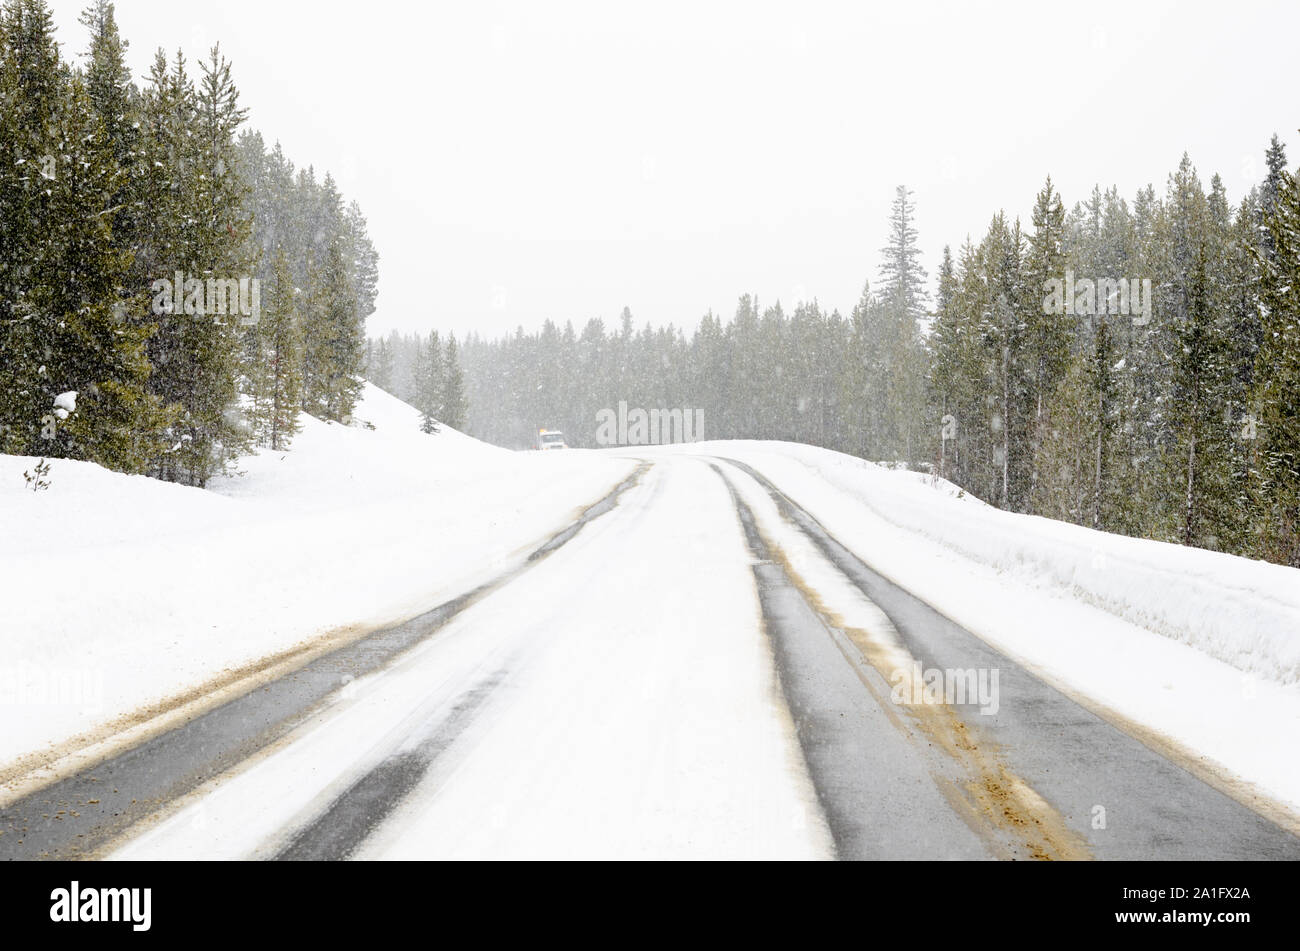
[0,384,634,794]
[662,440,1300,819]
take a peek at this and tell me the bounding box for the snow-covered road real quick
[4,449,1298,860]
[110,457,832,860]
[4,387,1300,860]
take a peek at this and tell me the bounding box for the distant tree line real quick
[428,148,1300,568]
[0,0,378,484]
[365,330,468,433]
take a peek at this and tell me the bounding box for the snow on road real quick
[0,384,634,788]
[111,457,832,860]
[661,440,1300,822]
[5,386,1299,857]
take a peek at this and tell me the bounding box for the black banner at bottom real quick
[0,859,1290,939]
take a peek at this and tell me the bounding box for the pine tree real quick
[1032,351,1094,523]
[1251,142,1300,565]
[1022,177,1071,509]
[1259,135,1288,268]
[878,185,929,322]
[1157,158,1236,549]
[928,246,960,479]
[249,249,302,450]
[78,0,141,248]
[345,200,379,325]
[370,337,394,391]
[967,213,1028,508]
[840,282,877,456]
[442,333,468,430]
[929,238,996,493]
[875,186,930,465]
[301,236,363,422]
[0,2,379,480]
[134,46,253,485]
[0,0,161,470]
[416,330,443,433]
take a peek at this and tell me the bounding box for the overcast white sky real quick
[46,0,1300,340]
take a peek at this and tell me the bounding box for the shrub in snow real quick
[24,459,52,492]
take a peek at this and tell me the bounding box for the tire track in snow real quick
[271,466,671,860]
[274,673,504,860]
[0,465,648,861]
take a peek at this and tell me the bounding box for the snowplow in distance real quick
[537,429,568,450]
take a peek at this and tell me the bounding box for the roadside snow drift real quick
[695,442,1300,687]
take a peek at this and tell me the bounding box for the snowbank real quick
[683,441,1300,686]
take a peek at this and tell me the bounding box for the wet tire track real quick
[714,456,1300,860]
[709,462,990,859]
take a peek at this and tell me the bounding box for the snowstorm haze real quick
[7,0,1300,881]
[44,0,1300,338]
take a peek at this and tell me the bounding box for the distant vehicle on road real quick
[537,429,568,450]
